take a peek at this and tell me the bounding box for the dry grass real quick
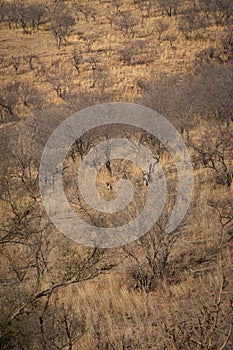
[0,0,228,110]
[0,0,233,349]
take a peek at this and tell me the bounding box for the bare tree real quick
[125,217,180,292]
[106,10,115,27]
[208,198,233,244]
[0,0,6,22]
[111,0,123,13]
[26,55,45,78]
[0,118,113,348]
[188,124,232,187]
[0,82,21,122]
[208,0,232,25]
[51,9,75,48]
[27,3,47,31]
[178,10,206,40]
[119,41,137,64]
[95,69,113,102]
[155,19,169,42]
[114,11,138,37]
[11,55,21,74]
[71,49,83,75]
[157,0,180,17]
[161,265,233,349]
[219,25,233,62]
[135,0,154,24]
[197,0,233,26]
[70,135,94,161]
[37,301,87,350]
[76,3,96,22]
[4,1,20,29]
[46,60,73,99]
[80,33,97,52]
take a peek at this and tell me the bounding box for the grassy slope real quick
[0,0,232,349]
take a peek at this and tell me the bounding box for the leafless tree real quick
[11,55,21,74]
[119,42,137,64]
[125,215,180,292]
[86,55,99,88]
[37,301,87,350]
[157,0,180,17]
[70,135,94,161]
[80,33,97,52]
[139,76,197,137]
[114,10,138,37]
[26,54,45,78]
[208,198,233,244]
[76,3,97,22]
[46,60,73,99]
[106,10,115,27]
[0,117,113,349]
[219,25,233,62]
[178,10,206,40]
[71,49,83,75]
[155,19,169,42]
[95,69,113,102]
[161,265,233,349]
[111,0,123,13]
[51,9,75,48]
[27,3,47,31]
[0,0,6,22]
[188,124,232,187]
[141,63,233,136]
[119,39,146,65]
[0,83,21,122]
[4,1,20,29]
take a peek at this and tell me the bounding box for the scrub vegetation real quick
[0,0,232,349]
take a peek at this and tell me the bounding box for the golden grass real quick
[0,1,232,348]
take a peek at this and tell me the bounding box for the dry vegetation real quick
[0,0,233,349]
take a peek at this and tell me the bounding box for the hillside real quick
[0,0,233,349]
